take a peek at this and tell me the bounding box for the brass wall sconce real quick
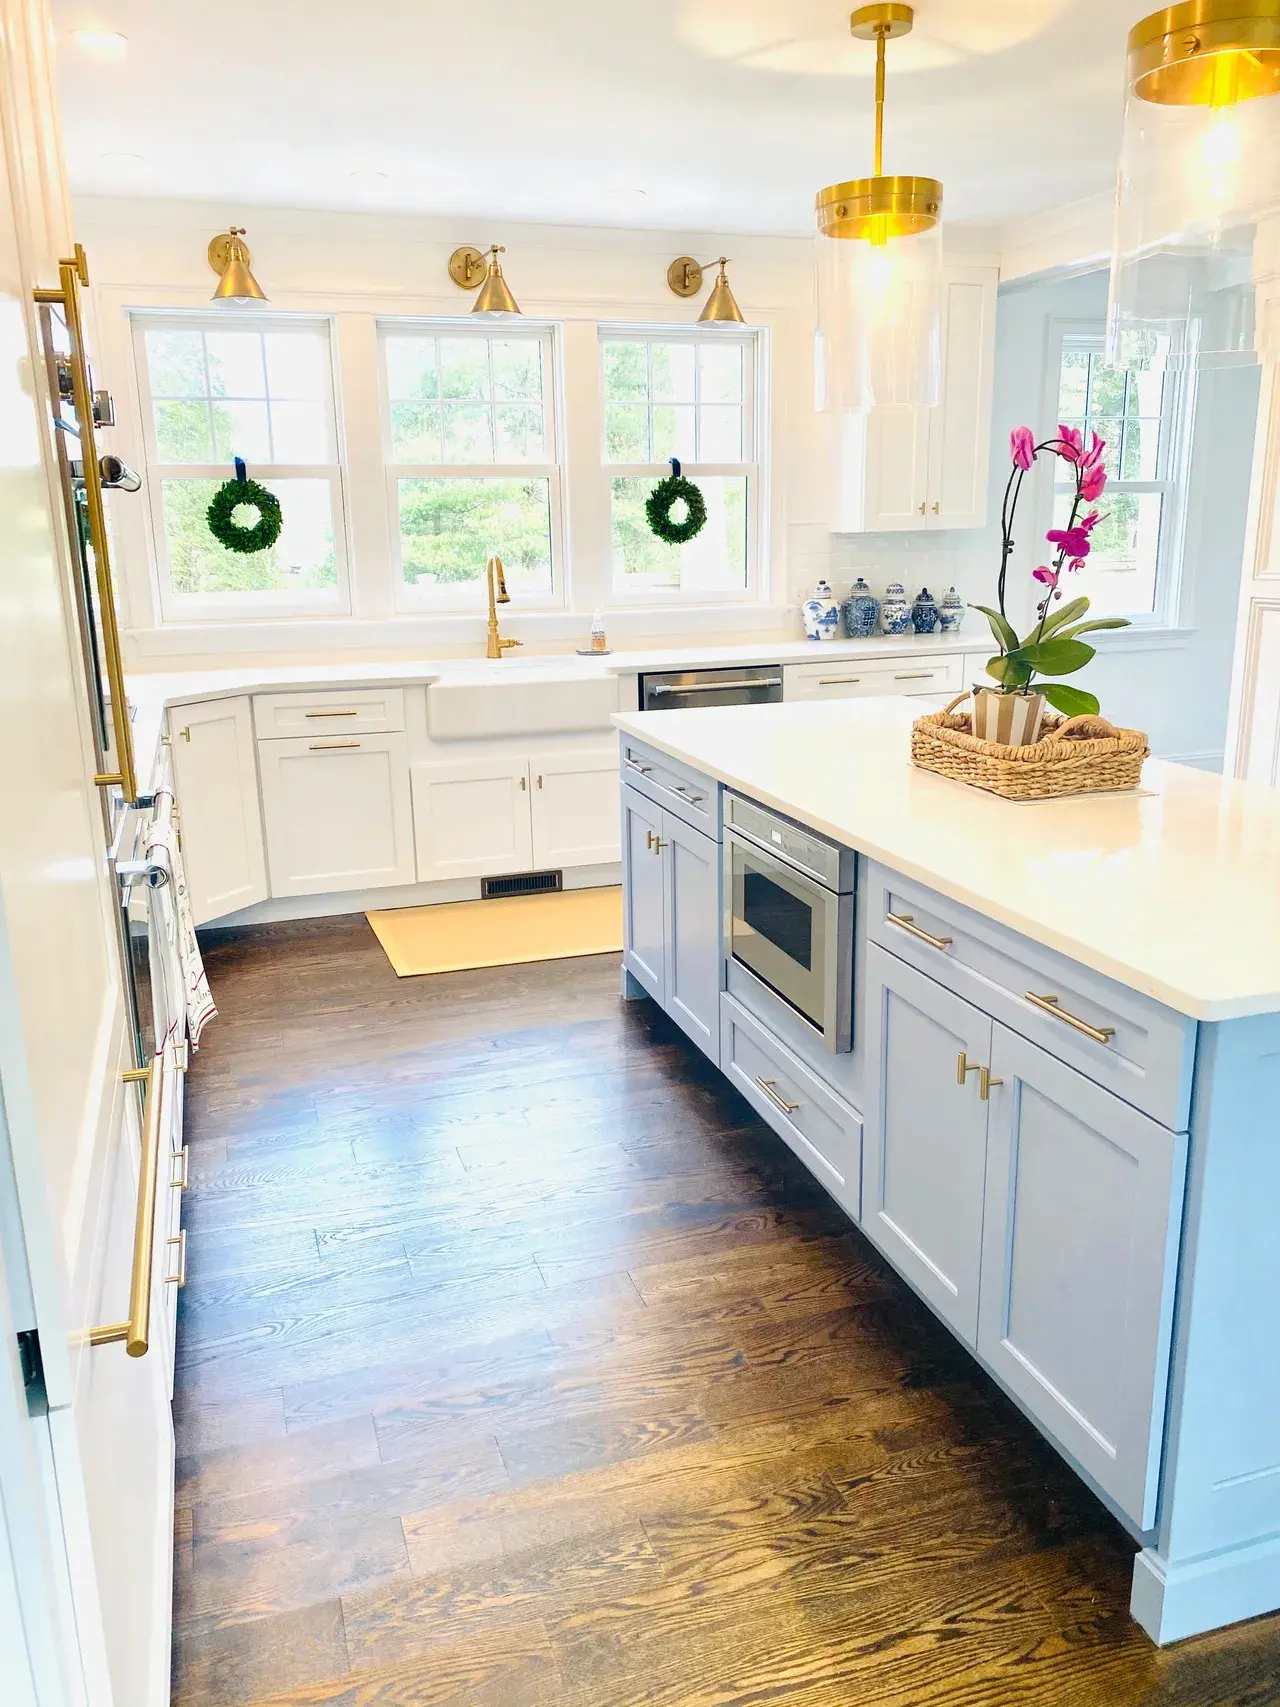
[666,255,745,325]
[448,244,522,316]
[208,227,268,304]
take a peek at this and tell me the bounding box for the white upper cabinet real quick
[832,261,998,534]
[259,733,416,896]
[169,697,268,926]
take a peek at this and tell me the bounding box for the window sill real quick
[1088,624,1198,654]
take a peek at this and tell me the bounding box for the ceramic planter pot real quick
[971,687,1046,746]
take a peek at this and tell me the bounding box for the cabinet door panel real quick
[979,1024,1186,1528]
[411,758,532,882]
[530,749,621,868]
[621,786,665,1004]
[663,812,720,1063]
[260,734,415,897]
[169,697,267,925]
[865,943,991,1345]
[927,265,997,529]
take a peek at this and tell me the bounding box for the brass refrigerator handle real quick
[88,1050,167,1356]
[39,248,140,804]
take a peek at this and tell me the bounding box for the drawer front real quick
[721,993,862,1218]
[783,654,964,702]
[866,863,1195,1130]
[621,737,719,838]
[253,687,406,738]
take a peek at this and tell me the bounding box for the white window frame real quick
[130,311,352,623]
[378,319,566,612]
[1039,319,1196,632]
[600,325,762,606]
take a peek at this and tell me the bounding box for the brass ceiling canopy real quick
[815,3,942,242]
[208,227,267,303]
[1128,0,1280,105]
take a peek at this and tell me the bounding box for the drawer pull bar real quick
[817,677,862,686]
[894,672,934,681]
[979,1067,1004,1102]
[171,1144,189,1190]
[755,1077,801,1115]
[624,759,654,775]
[309,741,361,751]
[671,784,705,803]
[887,912,953,952]
[1024,992,1116,1045]
[304,709,360,718]
[165,1230,187,1289]
[957,1052,981,1086]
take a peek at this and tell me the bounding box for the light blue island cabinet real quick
[614,704,1280,1647]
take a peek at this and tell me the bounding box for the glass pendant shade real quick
[1109,1,1280,368]
[814,5,943,411]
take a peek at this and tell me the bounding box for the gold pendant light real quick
[207,227,267,304]
[1110,0,1280,364]
[814,3,943,410]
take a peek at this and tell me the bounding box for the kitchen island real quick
[613,694,1280,1646]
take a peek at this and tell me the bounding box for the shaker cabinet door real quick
[169,697,267,926]
[411,756,532,883]
[662,812,720,1063]
[529,748,621,869]
[621,785,666,1005]
[864,943,992,1346]
[260,733,415,897]
[978,1024,1186,1528]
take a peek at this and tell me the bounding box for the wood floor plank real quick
[174,917,1280,1707]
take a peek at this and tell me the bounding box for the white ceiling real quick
[52,0,1146,236]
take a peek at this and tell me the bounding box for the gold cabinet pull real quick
[957,1052,980,1087]
[304,708,360,719]
[520,774,527,791]
[652,837,667,855]
[536,774,543,789]
[755,1076,801,1115]
[932,502,941,515]
[818,677,862,686]
[894,672,934,681]
[308,740,361,751]
[89,1051,167,1355]
[171,1144,189,1191]
[1024,992,1116,1045]
[165,1230,187,1289]
[886,912,953,952]
[979,1067,1004,1102]
[918,501,927,515]
[179,726,192,742]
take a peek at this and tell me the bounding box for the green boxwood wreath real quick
[645,458,707,545]
[206,461,283,554]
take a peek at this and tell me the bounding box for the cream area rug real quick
[367,886,623,977]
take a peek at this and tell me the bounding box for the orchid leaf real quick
[1042,682,1100,717]
[973,603,1018,654]
[987,651,1031,689]
[1019,637,1095,675]
[1054,618,1131,640]
[1035,596,1089,640]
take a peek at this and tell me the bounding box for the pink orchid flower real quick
[1081,461,1108,502]
[1055,424,1083,463]
[1047,525,1092,560]
[1010,426,1036,471]
[1032,565,1057,585]
[1079,509,1103,533]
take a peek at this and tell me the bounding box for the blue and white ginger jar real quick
[801,578,841,642]
[879,581,911,635]
[841,577,880,638]
[939,585,966,633]
[912,587,940,634]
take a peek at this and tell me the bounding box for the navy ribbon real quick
[669,457,681,478]
[234,456,247,484]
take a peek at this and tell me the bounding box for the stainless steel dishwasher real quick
[639,665,783,711]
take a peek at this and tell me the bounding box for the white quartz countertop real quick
[614,696,1280,1023]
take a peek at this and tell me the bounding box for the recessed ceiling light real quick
[99,150,144,165]
[348,170,390,184]
[72,28,128,56]
[607,187,649,201]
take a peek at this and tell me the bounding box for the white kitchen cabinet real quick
[529,749,621,868]
[168,696,268,926]
[783,654,965,702]
[621,784,720,1063]
[978,1024,1185,1528]
[412,756,533,883]
[832,261,998,533]
[863,943,992,1346]
[622,785,666,1003]
[259,733,415,897]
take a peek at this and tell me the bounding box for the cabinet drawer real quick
[721,993,861,1217]
[866,863,1195,1130]
[783,654,964,702]
[621,737,719,838]
[253,687,406,738]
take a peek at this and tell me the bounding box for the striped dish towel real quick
[148,817,217,1049]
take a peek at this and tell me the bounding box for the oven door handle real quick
[648,677,782,698]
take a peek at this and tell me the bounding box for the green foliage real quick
[973,604,1018,654]
[163,479,337,597]
[1017,637,1095,675]
[206,477,282,554]
[397,478,551,588]
[645,473,707,544]
[1042,683,1101,717]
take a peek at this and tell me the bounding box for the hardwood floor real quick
[173,915,1280,1707]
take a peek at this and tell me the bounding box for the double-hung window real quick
[382,324,561,605]
[1051,328,1189,622]
[133,315,346,617]
[602,331,759,600]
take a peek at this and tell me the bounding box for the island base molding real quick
[1132,1536,1280,1646]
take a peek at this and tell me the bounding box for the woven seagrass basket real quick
[912,693,1149,801]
